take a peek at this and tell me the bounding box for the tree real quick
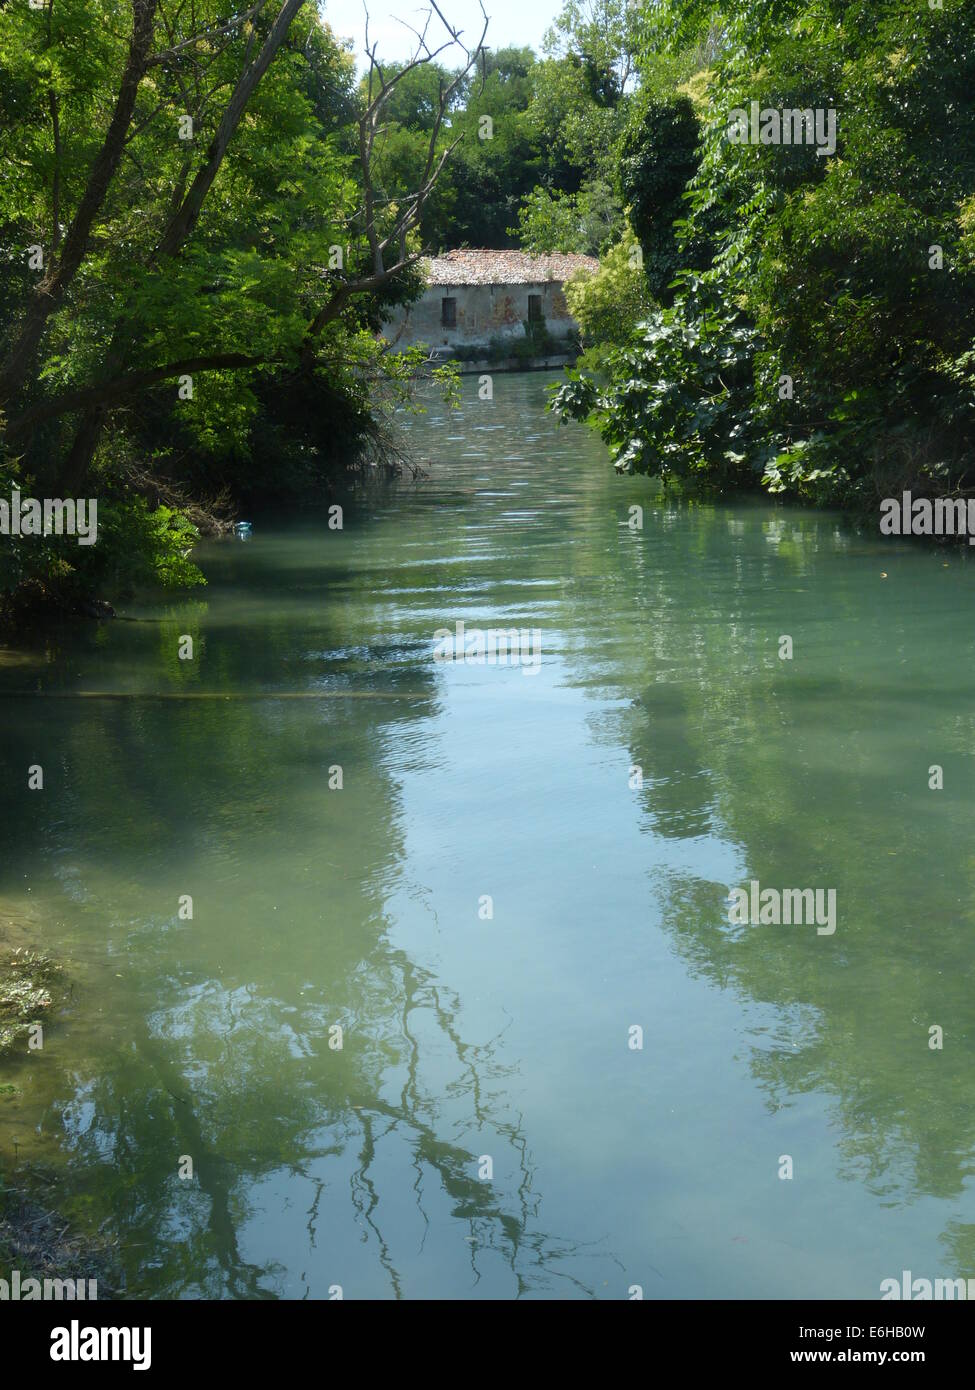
[542,0,639,107]
[0,0,485,613]
[555,0,975,514]
[617,90,701,303]
[564,228,653,345]
[510,178,622,256]
[431,46,543,248]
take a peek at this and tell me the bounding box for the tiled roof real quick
[424,249,599,286]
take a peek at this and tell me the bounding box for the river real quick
[1,370,973,1299]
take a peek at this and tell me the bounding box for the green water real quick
[2,371,974,1299]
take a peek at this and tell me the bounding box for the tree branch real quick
[6,353,268,438]
[146,1,268,66]
[302,1,488,361]
[154,0,307,258]
[0,0,160,410]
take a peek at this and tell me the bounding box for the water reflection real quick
[582,499,975,1278]
[0,532,609,1297]
[2,374,975,1297]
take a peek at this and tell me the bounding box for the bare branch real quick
[343,0,488,300]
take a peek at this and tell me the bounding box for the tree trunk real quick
[0,0,159,411]
[59,406,107,495]
[42,0,307,484]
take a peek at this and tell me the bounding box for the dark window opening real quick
[441,297,457,328]
[527,294,543,323]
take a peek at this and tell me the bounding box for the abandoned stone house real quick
[381,249,599,357]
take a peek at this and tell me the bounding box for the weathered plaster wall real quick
[383,280,579,352]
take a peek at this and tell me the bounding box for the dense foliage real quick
[0,0,462,618]
[0,0,650,620]
[564,229,653,349]
[375,2,637,255]
[6,0,962,623]
[554,0,975,512]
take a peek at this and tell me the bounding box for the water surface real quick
[2,372,974,1298]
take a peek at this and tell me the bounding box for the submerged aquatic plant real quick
[0,948,62,1055]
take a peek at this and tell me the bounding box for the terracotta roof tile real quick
[424,249,599,286]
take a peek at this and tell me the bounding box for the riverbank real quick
[0,1182,119,1296]
[443,352,581,376]
[0,910,120,1294]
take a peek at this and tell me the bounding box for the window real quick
[441,297,457,328]
[527,293,542,323]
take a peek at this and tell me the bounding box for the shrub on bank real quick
[554,0,975,515]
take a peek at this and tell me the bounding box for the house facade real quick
[382,249,598,357]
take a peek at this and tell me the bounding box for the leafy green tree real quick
[542,0,639,107]
[617,91,702,303]
[373,18,636,255]
[556,0,975,514]
[510,177,621,256]
[563,228,654,345]
[435,47,544,247]
[0,0,481,615]
[525,52,616,193]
